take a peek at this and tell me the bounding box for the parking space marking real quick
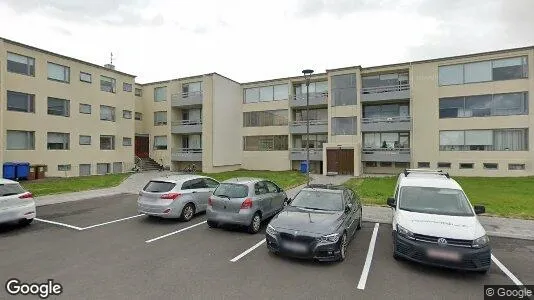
[357,223,379,290]
[145,220,207,243]
[230,239,266,262]
[491,254,524,286]
[34,218,84,231]
[81,214,145,230]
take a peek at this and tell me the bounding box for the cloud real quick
[294,0,400,18]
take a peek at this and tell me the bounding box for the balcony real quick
[361,116,412,132]
[361,84,410,102]
[290,92,328,107]
[289,148,323,161]
[289,120,328,134]
[171,148,202,162]
[171,120,202,134]
[171,91,203,107]
[361,148,411,162]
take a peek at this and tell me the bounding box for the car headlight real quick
[472,235,490,248]
[397,224,415,240]
[266,224,277,236]
[317,233,340,243]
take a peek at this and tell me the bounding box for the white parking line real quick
[357,223,379,290]
[230,239,266,262]
[34,218,84,231]
[81,214,145,230]
[491,254,524,286]
[145,220,207,243]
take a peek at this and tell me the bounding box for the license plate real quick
[427,249,461,261]
[283,241,307,252]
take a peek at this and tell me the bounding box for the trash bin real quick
[300,161,308,173]
[15,162,30,180]
[28,165,36,180]
[3,162,17,180]
[34,165,47,179]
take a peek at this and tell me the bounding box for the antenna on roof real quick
[104,51,115,70]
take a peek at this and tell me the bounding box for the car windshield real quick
[143,181,176,193]
[213,183,249,198]
[0,183,26,197]
[290,189,344,211]
[399,186,474,216]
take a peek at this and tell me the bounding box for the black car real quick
[265,184,362,262]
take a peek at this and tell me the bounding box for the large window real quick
[47,62,70,83]
[362,73,408,90]
[6,130,35,150]
[7,91,35,113]
[243,110,288,127]
[154,136,167,150]
[182,82,202,96]
[47,132,70,150]
[243,135,288,151]
[7,52,35,76]
[331,74,357,106]
[154,111,167,126]
[294,81,328,95]
[100,135,115,150]
[363,103,409,118]
[244,84,288,103]
[154,86,167,102]
[332,117,357,135]
[438,56,528,86]
[100,105,116,121]
[79,103,91,114]
[439,129,528,151]
[293,134,327,149]
[47,97,70,116]
[439,92,528,118]
[100,75,116,93]
[294,108,328,121]
[363,132,410,149]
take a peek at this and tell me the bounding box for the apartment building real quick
[1,36,532,178]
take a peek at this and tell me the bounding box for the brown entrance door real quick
[135,136,149,158]
[327,148,354,175]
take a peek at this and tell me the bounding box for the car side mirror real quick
[474,205,485,215]
[387,197,396,208]
[345,203,353,214]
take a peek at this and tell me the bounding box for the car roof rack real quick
[403,168,450,179]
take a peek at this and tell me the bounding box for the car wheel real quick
[19,218,33,226]
[180,203,195,222]
[207,220,218,228]
[338,233,347,262]
[248,213,261,234]
[357,210,362,230]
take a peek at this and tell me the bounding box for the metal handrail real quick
[290,148,323,152]
[362,147,411,153]
[292,92,328,101]
[290,120,328,126]
[361,116,411,123]
[171,120,202,126]
[174,148,203,153]
[171,90,203,101]
[361,84,409,94]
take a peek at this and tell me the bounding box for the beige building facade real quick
[1,37,532,178]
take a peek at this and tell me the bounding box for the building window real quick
[47,62,70,83]
[483,163,498,170]
[123,137,132,146]
[437,162,451,169]
[508,164,526,170]
[154,86,167,102]
[380,162,393,167]
[364,162,378,167]
[292,134,327,149]
[331,73,357,106]
[294,81,327,96]
[438,56,528,86]
[244,84,288,103]
[7,91,35,113]
[58,164,71,171]
[154,136,167,150]
[395,162,410,168]
[97,163,111,175]
[459,163,474,169]
[79,103,91,114]
[47,97,70,117]
[7,52,35,76]
[79,135,91,145]
[100,75,116,93]
[135,88,142,97]
[79,164,91,176]
[100,105,116,121]
[243,135,288,151]
[332,117,357,135]
[244,88,260,103]
[123,110,132,119]
[363,132,410,149]
[80,72,92,83]
[123,83,132,92]
[135,112,142,120]
[47,132,70,150]
[100,135,115,150]
[363,103,410,119]
[6,130,35,150]
[439,92,528,118]
[182,82,202,97]
[154,111,167,125]
[418,162,430,168]
[440,129,528,151]
[294,108,328,121]
[361,73,409,92]
[243,110,288,127]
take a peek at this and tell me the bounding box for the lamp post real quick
[302,69,314,186]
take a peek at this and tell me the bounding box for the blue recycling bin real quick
[15,162,30,180]
[3,162,17,180]
[300,161,308,173]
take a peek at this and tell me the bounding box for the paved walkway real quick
[34,172,534,241]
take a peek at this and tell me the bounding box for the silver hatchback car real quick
[206,178,288,234]
[137,175,219,221]
[0,179,36,226]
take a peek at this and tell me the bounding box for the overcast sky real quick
[1,0,533,83]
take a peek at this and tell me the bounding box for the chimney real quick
[104,63,115,70]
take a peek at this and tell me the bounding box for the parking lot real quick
[1,193,532,299]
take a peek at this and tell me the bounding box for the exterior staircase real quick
[135,157,163,171]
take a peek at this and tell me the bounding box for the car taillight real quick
[160,193,181,200]
[208,196,213,206]
[19,192,33,199]
[240,198,253,209]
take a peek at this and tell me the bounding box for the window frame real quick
[7,90,35,113]
[79,135,92,145]
[100,75,117,93]
[99,135,116,150]
[123,82,133,92]
[47,62,70,83]
[47,132,70,150]
[79,103,91,114]
[47,97,70,117]
[154,111,168,126]
[123,110,132,119]
[80,72,92,83]
[6,130,35,150]
[153,135,168,150]
[100,105,116,122]
[122,137,132,146]
[154,86,167,102]
[7,52,35,76]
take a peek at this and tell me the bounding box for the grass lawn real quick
[201,169,307,190]
[344,176,534,220]
[21,173,131,197]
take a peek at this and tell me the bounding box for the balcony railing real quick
[290,92,328,107]
[171,120,202,126]
[361,84,409,94]
[171,120,202,134]
[289,148,323,161]
[290,120,328,126]
[361,84,410,102]
[361,116,412,132]
[171,91,203,107]
[361,116,411,123]
[289,120,328,134]
[362,147,411,162]
[171,148,203,162]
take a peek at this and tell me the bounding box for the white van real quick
[387,169,491,273]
